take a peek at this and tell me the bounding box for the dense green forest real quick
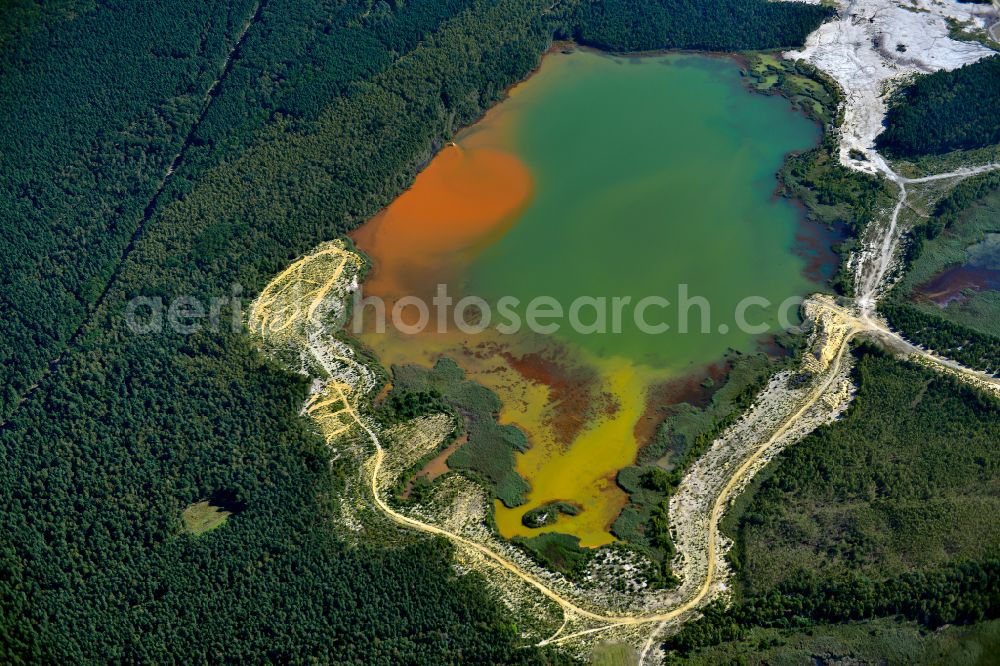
[730,346,1000,590]
[665,559,1000,657]
[663,346,1000,658]
[676,616,1000,665]
[878,55,1000,157]
[567,0,833,52]
[0,0,255,420]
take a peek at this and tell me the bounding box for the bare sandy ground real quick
[784,0,996,176]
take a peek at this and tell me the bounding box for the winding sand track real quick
[249,239,997,658]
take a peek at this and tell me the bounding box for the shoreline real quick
[346,46,839,552]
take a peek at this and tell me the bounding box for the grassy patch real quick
[590,642,637,666]
[742,52,840,128]
[890,176,1000,340]
[946,17,1000,53]
[182,500,234,536]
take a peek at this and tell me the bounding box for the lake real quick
[352,49,823,547]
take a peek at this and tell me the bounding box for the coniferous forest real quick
[877,55,1000,157]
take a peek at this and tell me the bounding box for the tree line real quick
[566,0,832,52]
[664,559,1000,656]
[879,301,1000,374]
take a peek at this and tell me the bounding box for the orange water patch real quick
[401,434,467,498]
[351,143,533,300]
[419,434,467,481]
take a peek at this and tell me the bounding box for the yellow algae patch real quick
[493,357,652,548]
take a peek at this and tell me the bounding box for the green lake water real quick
[466,50,821,372]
